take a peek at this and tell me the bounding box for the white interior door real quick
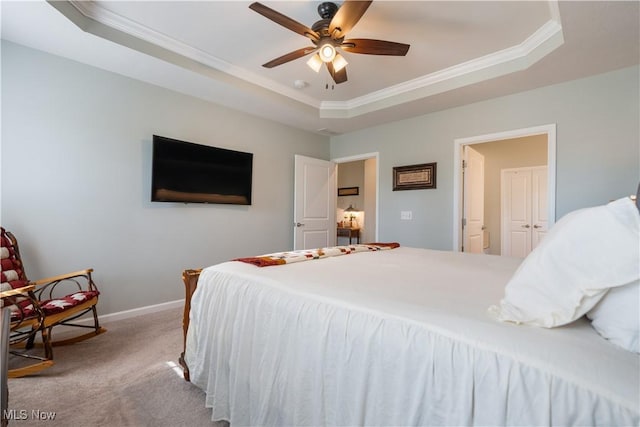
[531,166,549,250]
[462,146,485,253]
[293,155,336,250]
[503,169,531,258]
[501,166,548,258]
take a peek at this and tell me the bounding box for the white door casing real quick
[501,166,548,258]
[293,155,337,250]
[463,146,485,253]
[332,152,380,244]
[452,124,556,252]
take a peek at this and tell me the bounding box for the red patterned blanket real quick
[234,242,400,267]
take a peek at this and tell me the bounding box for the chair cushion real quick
[2,228,100,320]
[0,227,28,290]
[9,299,38,322]
[8,290,101,322]
[1,228,30,314]
[39,290,100,315]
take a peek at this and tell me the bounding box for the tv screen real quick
[151,135,253,205]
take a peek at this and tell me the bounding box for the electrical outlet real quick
[401,211,412,220]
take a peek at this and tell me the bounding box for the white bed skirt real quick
[186,248,639,426]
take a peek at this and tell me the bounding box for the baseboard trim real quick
[100,299,184,324]
[50,299,184,339]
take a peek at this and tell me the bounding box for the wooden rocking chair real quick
[0,284,52,377]
[0,227,106,377]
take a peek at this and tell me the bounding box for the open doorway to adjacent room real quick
[453,125,556,256]
[332,153,379,245]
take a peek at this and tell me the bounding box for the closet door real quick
[502,169,531,258]
[531,166,548,251]
[501,166,548,258]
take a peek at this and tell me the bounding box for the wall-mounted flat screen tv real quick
[151,135,253,205]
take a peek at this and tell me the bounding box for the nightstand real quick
[337,227,360,244]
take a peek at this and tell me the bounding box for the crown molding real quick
[320,17,564,118]
[65,0,563,120]
[67,0,321,109]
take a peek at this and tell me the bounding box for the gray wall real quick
[1,41,329,315]
[3,40,638,315]
[330,65,640,250]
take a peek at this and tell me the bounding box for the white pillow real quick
[490,197,640,327]
[587,280,639,352]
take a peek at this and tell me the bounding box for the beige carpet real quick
[7,307,225,426]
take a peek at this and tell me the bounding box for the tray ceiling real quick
[2,1,638,135]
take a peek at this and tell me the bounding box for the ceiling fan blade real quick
[341,39,410,56]
[329,0,372,40]
[327,61,348,84]
[262,47,316,68]
[249,2,320,41]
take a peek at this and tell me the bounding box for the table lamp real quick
[344,205,359,228]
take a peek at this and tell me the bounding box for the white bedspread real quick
[185,247,640,426]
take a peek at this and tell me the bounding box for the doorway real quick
[453,124,556,253]
[332,152,379,244]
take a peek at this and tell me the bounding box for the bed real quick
[179,196,640,426]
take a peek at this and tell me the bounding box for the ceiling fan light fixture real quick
[250,1,411,85]
[306,53,323,72]
[318,43,336,62]
[332,53,348,72]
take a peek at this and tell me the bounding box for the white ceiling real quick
[2,1,638,136]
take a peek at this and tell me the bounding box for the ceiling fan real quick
[249,0,410,84]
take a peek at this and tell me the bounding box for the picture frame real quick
[393,162,437,191]
[337,186,359,196]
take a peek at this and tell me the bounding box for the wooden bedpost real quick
[179,268,202,382]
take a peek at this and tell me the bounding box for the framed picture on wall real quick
[393,162,437,191]
[338,187,359,196]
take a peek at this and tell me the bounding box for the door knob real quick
[521,224,531,228]
[533,224,542,229]
[294,222,305,227]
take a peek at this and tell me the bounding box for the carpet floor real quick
[7,307,223,426]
